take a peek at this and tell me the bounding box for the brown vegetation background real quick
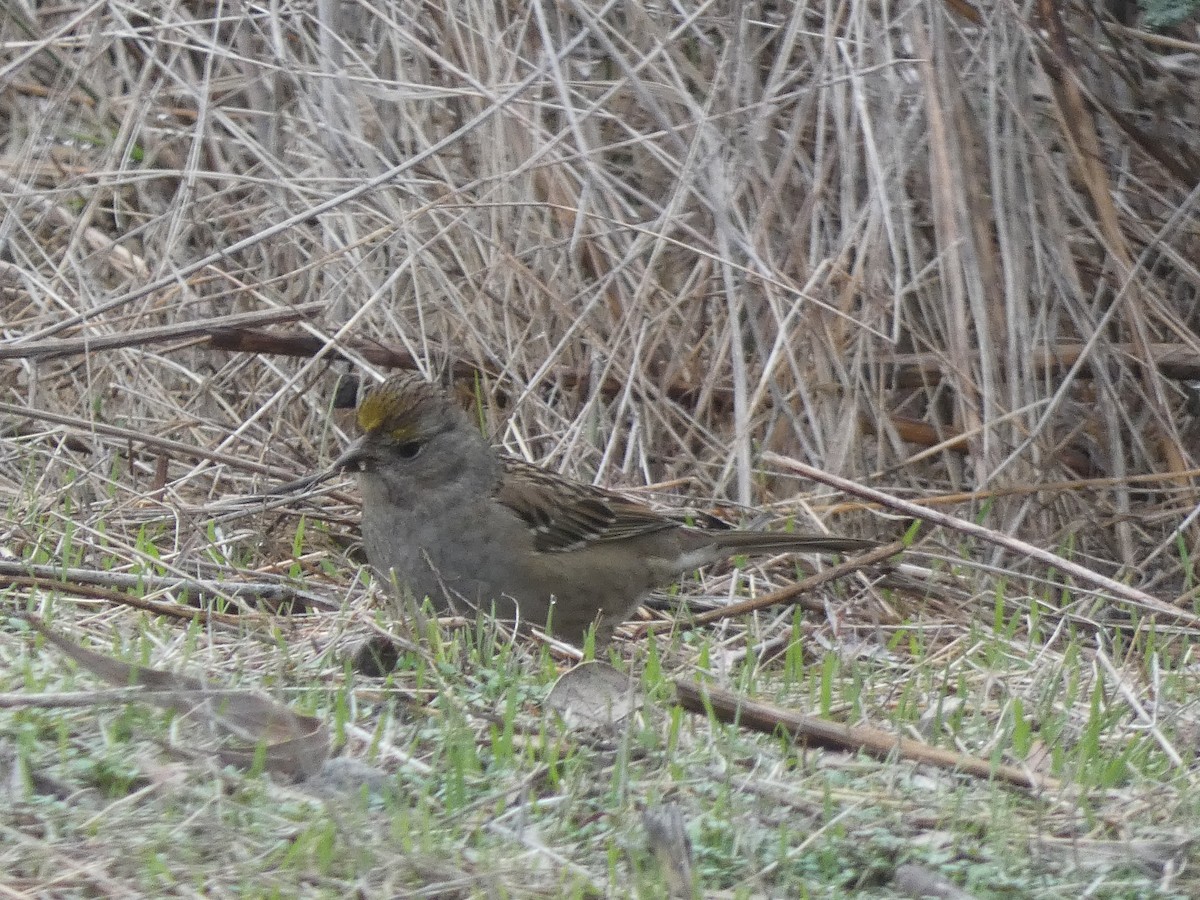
[4,1,1200,895]
[5,1,1199,587]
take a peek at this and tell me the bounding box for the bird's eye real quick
[395,441,423,460]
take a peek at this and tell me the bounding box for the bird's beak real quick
[262,438,367,498]
[331,436,368,474]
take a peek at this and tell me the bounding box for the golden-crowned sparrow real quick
[334,373,874,644]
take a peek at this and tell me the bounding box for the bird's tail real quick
[714,532,876,556]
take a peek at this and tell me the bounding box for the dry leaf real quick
[20,613,330,780]
[545,660,639,731]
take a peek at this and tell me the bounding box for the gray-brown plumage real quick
[334,373,874,645]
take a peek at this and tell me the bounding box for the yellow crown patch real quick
[355,391,388,432]
[355,374,438,436]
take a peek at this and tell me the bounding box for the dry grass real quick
[3,0,1200,896]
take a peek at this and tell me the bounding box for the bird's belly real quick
[361,505,521,617]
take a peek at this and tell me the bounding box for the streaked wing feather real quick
[496,457,678,552]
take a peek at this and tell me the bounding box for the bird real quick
[333,372,875,645]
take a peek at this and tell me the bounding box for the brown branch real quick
[673,679,1055,792]
[0,304,322,360]
[0,401,296,479]
[868,413,1102,478]
[875,343,1200,389]
[0,561,335,613]
[641,541,901,635]
[765,453,1200,628]
[1,575,249,626]
[209,327,735,410]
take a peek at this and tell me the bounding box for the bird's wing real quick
[495,457,679,552]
